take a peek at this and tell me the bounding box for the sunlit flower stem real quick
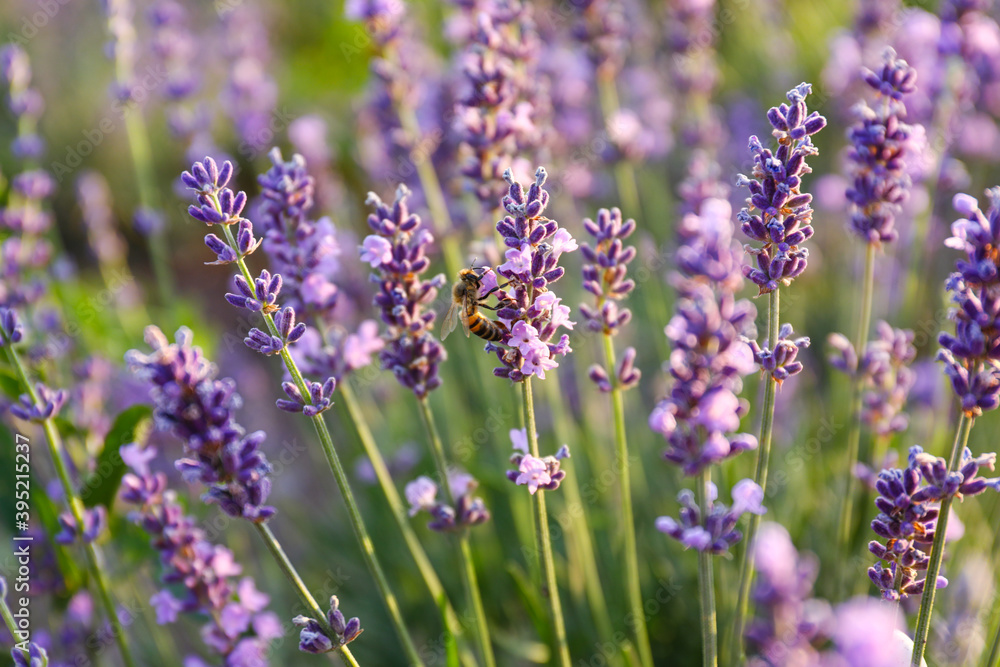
[910,413,974,667]
[1,335,136,667]
[522,377,572,667]
[416,396,496,667]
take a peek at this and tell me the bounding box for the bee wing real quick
[461,293,473,337]
[441,300,462,340]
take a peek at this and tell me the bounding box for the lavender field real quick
[2,0,1000,665]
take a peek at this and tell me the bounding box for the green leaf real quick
[0,368,20,400]
[81,404,152,509]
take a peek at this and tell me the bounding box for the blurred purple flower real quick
[655,480,765,555]
[120,445,282,662]
[126,326,276,522]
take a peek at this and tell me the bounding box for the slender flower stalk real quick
[522,378,571,667]
[181,157,425,664]
[579,207,649,666]
[907,184,1000,665]
[987,614,1000,667]
[0,309,136,667]
[361,184,495,666]
[102,0,173,305]
[472,168,575,664]
[416,398,496,667]
[730,82,826,656]
[835,51,919,579]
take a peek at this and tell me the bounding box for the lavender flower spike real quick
[655,479,766,554]
[363,184,447,397]
[846,48,920,246]
[487,167,578,382]
[294,596,363,654]
[738,83,827,294]
[126,326,276,522]
[404,472,490,531]
[939,188,1000,416]
[119,445,283,662]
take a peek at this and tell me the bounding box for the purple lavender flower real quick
[485,168,577,382]
[938,189,1000,416]
[9,382,67,422]
[404,472,490,530]
[738,83,827,294]
[362,184,447,397]
[452,0,544,206]
[651,198,757,475]
[845,49,919,246]
[0,307,24,345]
[829,321,916,436]
[220,4,277,156]
[868,444,1000,601]
[53,506,107,545]
[655,479,765,554]
[744,522,829,665]
[0,49,55,311]
[10,643,48,667]
[119,444,282,662]
[294,595,363,654]
[571,0,629,81]
[747,323,810,385]
[125,326,276,522]
[664,0,723,148]
[504,429,570,494]
[0,45,44,158]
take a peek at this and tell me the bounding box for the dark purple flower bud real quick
[10,643,48,667]
[53,506,106,545]
[9,383,67,422]
[0,307,24,345]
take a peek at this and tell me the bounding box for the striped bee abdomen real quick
[467,311,505,342]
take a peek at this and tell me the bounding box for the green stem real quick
[985,606,1000,667]
[911,413,974,667]
[2,342,136,667]
[731,288,780,662]
[836,241,877,591]
[417,397,496,667]
[695,468,718,667]
[254,524,360,666]
[338,383,465,639]
[106,23,173,308]
[522,378,572,667]
[0,583,28,660]
[219,224,425,666]
[541,377,616,654]
[602,335,652,667]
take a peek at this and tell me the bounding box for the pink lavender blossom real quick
[655,480,765,554]
[363,184,447,397]
[119,445,283,663]
[486,168,576,382]
[505,430,569,494]
[404,472,489,532]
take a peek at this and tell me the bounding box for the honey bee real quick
[441,266,508,342]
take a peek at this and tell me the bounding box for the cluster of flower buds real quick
[505,428,570,494]
[748,323,810,385]
[938,189,1000,416]
[487,168,577,381]
[405,472,491,531]
[655,479,766,554]
[738,83,827,294]
[119,445,282,662]
[868,445,1000,600]
[846,49,920,246]
[362,184,447,398]
[126,326,276,522]
[53,506,107,545]
[9,382,67,423]
[829,321,916,436]
[182,157,337,411]
[294,596,363,654]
